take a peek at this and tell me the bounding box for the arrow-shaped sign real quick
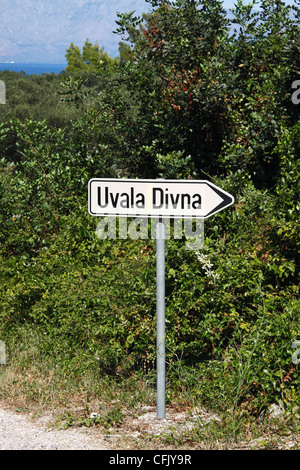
[88,179,234,219]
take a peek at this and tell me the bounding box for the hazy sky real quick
[0,0,297,63]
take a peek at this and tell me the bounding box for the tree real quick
[118,41,133,64]
[112,1,236,177]
[65,39,119,73]
[65,43,82,71]
[111,0,299,185]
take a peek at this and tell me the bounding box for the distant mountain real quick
[0,0,150,63]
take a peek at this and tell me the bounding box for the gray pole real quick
[156,217,166,419]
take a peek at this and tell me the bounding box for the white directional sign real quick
[88,179,234,219]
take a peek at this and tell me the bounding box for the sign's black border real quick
[88,179,234,219]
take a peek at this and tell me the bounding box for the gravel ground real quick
[1,402,299,450]
[0,405,109,450]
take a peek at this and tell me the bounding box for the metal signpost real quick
[156,216,166,418]
[88,178,234,419]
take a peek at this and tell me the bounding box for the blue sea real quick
[0,63,66,75]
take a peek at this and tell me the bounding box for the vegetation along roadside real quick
[0,0,299,449]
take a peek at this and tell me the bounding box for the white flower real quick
[195,250,220,285]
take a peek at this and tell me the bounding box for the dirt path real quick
[0,404,109,450]
[1,401,299,451]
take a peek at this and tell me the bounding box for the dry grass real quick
[1,332,299,451]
